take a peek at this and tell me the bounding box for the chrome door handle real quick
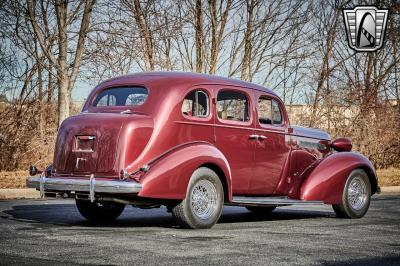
[249,135,259,140]
[258,135,267,140]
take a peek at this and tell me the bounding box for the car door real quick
[213,87,255,194]
[249,91,291,195]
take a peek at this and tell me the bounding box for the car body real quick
[27,72,378,228]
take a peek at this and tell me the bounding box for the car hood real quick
[291,125,331,140]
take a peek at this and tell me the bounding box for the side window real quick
[257,97,284,126]
[182,90,209,117]
[272,100,283,125]
[258,98,272,124]
[217,90,249,122]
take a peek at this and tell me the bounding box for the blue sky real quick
[72,80,93,102]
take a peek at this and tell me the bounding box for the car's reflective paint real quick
[52,72,377,204]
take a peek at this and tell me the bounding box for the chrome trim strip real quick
[232,196,323,206]
[39,173,46,198]
[27,176,142,194]
[89,174,95,202]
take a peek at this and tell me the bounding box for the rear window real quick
[93,87,148,107]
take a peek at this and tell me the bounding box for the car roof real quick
[99,71,277,96]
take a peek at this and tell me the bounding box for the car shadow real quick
[2,202,333,229]
[220,206,333,224]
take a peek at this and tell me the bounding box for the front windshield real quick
[92,87,148,107]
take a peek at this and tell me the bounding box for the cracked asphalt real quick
[0,194,399,265]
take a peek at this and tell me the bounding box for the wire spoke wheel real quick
[190,179,218,220]
[347,176,368,211]
[171,167,224,229]
[332,169,371,219]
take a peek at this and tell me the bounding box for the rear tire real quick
[171,167,224,229]
[75,199,125,223]
[246,206,276,214]
[332,169,371,219]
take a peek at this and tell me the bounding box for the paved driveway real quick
[0,194,399,265]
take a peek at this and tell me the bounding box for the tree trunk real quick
[195,0,203,73]
[309,2,342,127]
[241,0,254,81]
[47,63,53,103]
[208,0,232,74]
[133,0,154,71]
[55,0,69,126]
[363,53,376,113]
[37,56,44,138]
[58,77,70,126]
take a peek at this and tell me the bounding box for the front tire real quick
[75,199,125,223]
[332,169,371,219]
[171,167,224,229]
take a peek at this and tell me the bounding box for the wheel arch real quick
[299,152,377,204]
[137,142,232,201]
[358,165,378,195]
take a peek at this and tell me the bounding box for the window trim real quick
[215,88,252,126]
[257,96,285,128]
[181,89,210,120]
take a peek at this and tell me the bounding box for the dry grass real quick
[0,171,28,189]
[377,168,400,187]
[0,168,399,189]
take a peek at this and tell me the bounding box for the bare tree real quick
[27,0,96,126]
[2,0,399,171]
[240,0,255,80]
[194,0,204,72]
[208,0,233,74]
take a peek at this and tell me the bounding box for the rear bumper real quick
[27,176,142,196]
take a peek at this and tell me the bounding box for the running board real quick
[231,196,324,206]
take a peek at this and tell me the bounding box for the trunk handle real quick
[77,135,96,140]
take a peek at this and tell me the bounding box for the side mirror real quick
[330,137,352,152]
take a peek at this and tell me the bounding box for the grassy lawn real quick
[1,168,399,189]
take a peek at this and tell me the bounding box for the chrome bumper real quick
[27,175,142,201]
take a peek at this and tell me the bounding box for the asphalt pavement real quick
[0,194,399,265]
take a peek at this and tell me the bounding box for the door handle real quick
[249,135,267,140]
[249,135,259,140]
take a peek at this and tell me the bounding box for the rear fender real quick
[300,152,377,204]
[138,142,232,201]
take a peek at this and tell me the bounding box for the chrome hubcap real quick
[190,179,218,220]
[347,176,367,211]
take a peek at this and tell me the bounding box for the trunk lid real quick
[53,113,127,177]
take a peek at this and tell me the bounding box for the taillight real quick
[119,169,130,180]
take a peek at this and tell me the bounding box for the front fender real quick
[300,152,377,204]
[138,142,232,201]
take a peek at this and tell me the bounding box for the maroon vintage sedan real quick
[27,72,378,229]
